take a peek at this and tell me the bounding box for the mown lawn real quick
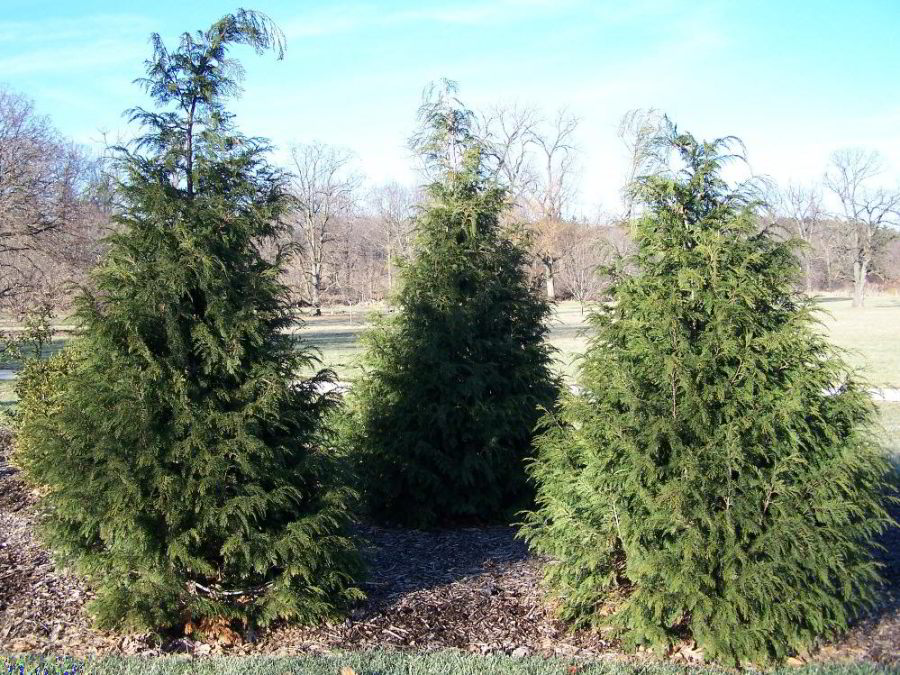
[1,652,894,674]
[816,296,900,390]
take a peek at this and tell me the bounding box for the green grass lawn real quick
[877,402,900,467]
[1,651,894,675]
[544,297,900,389]
[815,296,900,390]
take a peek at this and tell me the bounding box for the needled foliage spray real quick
[17,11,363,631]
[522,124,895,665]
[345,84,559,527]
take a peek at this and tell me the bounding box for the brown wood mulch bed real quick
[1,430,898,665]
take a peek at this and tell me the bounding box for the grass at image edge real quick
[1,652,896,674]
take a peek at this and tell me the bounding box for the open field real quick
[816,296,900,390]
[293,297,900,461]
[295,296,900,386]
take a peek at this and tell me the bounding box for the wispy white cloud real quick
[277,0,704,45]
[0,40,146,76]
[0,13,154,45]
[0,14,153,76]
[280,0,589,39]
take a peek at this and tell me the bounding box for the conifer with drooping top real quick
[18,10,362,631]
[522,124,894,665]
[345,84,558,527]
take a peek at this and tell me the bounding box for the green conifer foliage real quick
[18,11,362,631]
[522,126,894,664]
[346,131,558,527]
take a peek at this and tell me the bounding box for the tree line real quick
[3,87,898,318]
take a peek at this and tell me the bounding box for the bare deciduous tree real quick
[528,109,579,300]
[558,223,604,310]
[825,149,900,307]
[617,107,668,221]
[557,221,632,309]
[531,109,579,221]
[369,182,419,292]
[778,183,824,293]
[815,218,845,292]
[0,88,93,304]
[287,142,360,315]
[476,103,539,204]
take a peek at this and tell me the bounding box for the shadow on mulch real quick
[833,484,900,663]
[355,523,530,607]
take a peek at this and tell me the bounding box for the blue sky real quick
[2,0,899,213]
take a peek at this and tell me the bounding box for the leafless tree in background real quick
[322,213,381,305]
[0,87,114,314]
[287,142,360,315]
[477,103,539,205]
[530,109,578,221]
[526,110,580,300]
[814,219,845,292]
[476,106,582,300]
[825,149,900,307]
[414,87,582,301]
[557,223,605,310]
[0,89,88,305]
[617,108,668,221]
[8,78,900,312]
[368,182,419,292]
[556,221,632,308]
[778,183,824,293]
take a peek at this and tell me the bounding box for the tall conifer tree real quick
[522,125,894,664]
[18,11,362,631]
[345,87,558,527]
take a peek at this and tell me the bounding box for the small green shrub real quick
[18,12,363,633]
[12,346,78,471]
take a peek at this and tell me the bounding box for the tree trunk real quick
[311,262,322,316]
[544,258,556,301]
[803,256,813,295]
[852,258,867,308]
[386,245,393,292]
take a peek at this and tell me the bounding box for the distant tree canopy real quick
[5,82,899,315]
[16,10,362,631]
[0,87,108,308]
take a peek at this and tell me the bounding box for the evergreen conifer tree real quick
[345,90,558,527]
[522,125,894,664]
[18,11,362,631]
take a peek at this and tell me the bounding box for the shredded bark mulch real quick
[1,430,898,665]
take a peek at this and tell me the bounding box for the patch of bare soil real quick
[1,429,897,665]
